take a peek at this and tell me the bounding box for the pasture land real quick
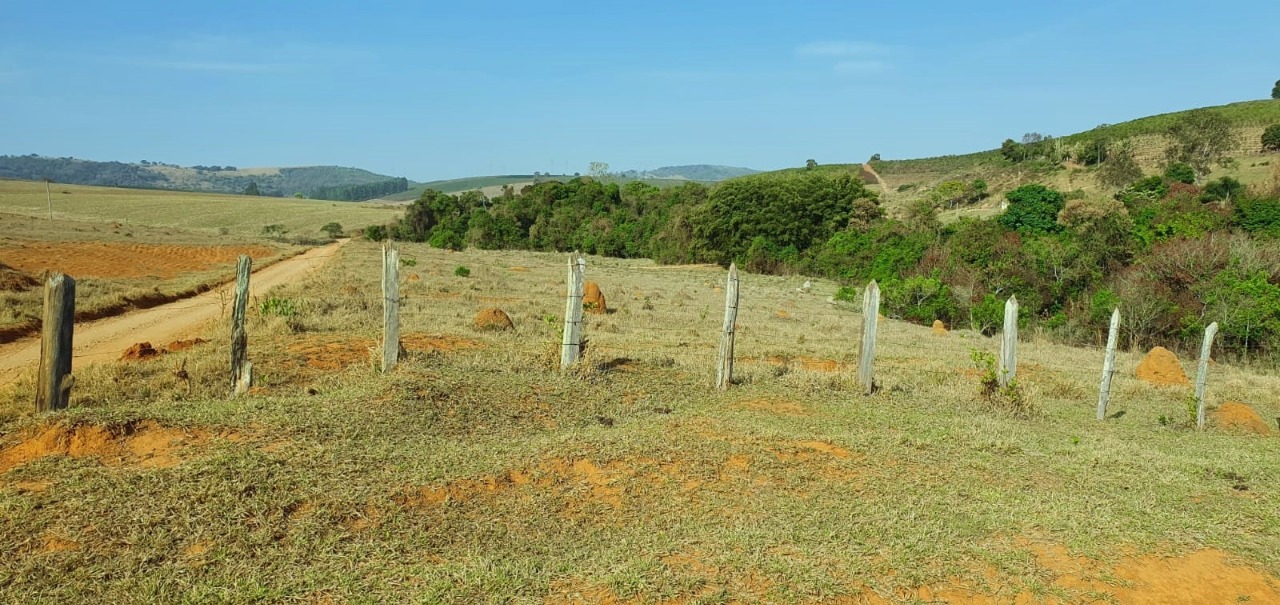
[1,242,1277,603]
[0,179,401,237]
[0,211,294,343]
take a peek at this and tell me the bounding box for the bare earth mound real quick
[1214,402,1273,435]
[932,319,947,335]
[0,421,211,473]
[473,307,514,331]
[583,281,607,314]
[1136,346,1189,386]
[120,342,162,361]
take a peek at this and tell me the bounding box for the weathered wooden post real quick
[230,255,252,395]
[560,254,586,369]
[998,295,1018,387]
[714,263,740,389]
[856,280,880,395]
[1195,322,1219,430]
[36,273,75,412]
[381,243,401,373]
[1096,308,1120,420]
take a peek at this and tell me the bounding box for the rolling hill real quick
[0,155,411,201]
[753,99,1280,221]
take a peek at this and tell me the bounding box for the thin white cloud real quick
[145,60,289,73]
[796,41,892,58]
[796,40,897,75]
[834,60,888,75]
[110,34,374,75]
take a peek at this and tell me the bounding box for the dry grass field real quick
[1,241,1277,603]
[0,179,400,237]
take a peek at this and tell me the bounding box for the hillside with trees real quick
[0,155,409,201]
[369,98,1280,362]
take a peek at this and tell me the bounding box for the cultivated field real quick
[1,241,1277,603]
[0,179,403,342]
[0,179,401,236]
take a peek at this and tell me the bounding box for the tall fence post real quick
[560,254,585,369]
[1195,322,1219,430]
[715,263,740,389]
[998,295,1018,387]
[381,243,401,373]
[230,255,252,395]
[857,280,880,395]
[1096,308,1120,420]
[36,273,75,412]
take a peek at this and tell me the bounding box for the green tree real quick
[320,222,344,238]
[997,184,1065,234]
[244,182,260,196]
[1164,109,1239,180]
[1097,141,1143,188]
[1164,162,1197,185]
[1200,177,1245,202]
[1262,124,1280,151]
[1273,79,1280,99]
[806,159,818,170]
[588,162,610,178]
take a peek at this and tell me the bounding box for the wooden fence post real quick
[36,273,75,412]
[1195,322,1219,430]
[1096,308,1120,420]
[381,243,401,373]
[715,263,740,389]
[856,280,880,395]
[998,295,1018,387]
[560,254,585,369]
[230,255,252,395]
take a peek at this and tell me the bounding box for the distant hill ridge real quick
[618,164,759,181]
[0,155,409,201]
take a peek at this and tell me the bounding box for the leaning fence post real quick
[998,295,1018,387]
[560,254,586,369]
[230,255,252,395]
[1195,322,1219,430]
[36,273,75,412]
[381,243,401,373]
[1096,308,1120,420]
[715,263,740,389]
[856,280,880,395]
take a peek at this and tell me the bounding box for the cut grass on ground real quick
[1,243,1277,603]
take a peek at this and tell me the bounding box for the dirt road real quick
[0,239,347,386]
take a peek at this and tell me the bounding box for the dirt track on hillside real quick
[0,239,347,386]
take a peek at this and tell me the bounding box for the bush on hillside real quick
[1164,162,1197,184]
[997,184,1065,234]
[1262,124,1280,151]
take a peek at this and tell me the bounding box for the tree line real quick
[308,177,409,202]
[366,155,1280,360]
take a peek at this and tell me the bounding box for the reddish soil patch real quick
[1214,402,1273,435]
[166,338,207,352]
[0,420,212,473]
[120,342,163,361]
[12,480,52,493]
[509,266,528,272]
[0,262,38,292]
[39,532,80,554]
[1136,346,1189,386]
[287,333,484,371]
[752,356,844,372]
[473,307,515,331]
[775,309,791,319]
[583,281,607,314]
[0,242,276,279]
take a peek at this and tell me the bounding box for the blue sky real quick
[3,1,1278,181]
